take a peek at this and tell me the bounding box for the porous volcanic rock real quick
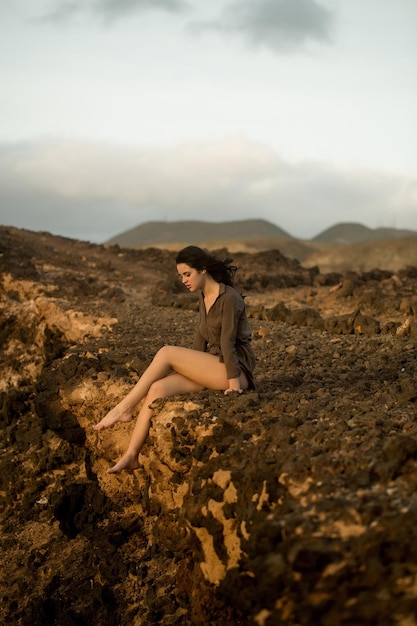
[1,226,417,625]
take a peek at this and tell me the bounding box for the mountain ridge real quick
[106,219,417,248]
[106,218,291,247]
[314,222,417,244]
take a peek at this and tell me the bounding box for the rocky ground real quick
[1,226,417,626]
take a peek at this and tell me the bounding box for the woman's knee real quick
[154,344,175,361]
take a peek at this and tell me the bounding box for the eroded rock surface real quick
[1,226,417,625]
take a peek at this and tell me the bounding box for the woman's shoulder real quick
[221,283,245,305]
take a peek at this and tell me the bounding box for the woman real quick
[94,245,256,474]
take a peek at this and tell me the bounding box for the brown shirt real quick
[192,283,256,387]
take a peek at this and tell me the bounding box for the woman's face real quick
[177,263,205,292]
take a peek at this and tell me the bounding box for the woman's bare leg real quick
[107,373,204,474]
[94,346,238,430]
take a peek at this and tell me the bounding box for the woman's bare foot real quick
[107,452,140,474]
[93,405,133,431]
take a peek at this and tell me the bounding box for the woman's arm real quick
[219,290,245,382]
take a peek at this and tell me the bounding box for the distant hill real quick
[305,234,417,273]
[314,222,417,245]
[107,219,417,250]
[106,219,292,248]
[104,219,417,271]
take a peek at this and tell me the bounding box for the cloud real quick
[19,0,333,51]
[194,0,335,52]
[98,0,188,18]
[35,0,188,23]
[0,138,416,242]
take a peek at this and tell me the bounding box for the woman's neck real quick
[202,276,220,299]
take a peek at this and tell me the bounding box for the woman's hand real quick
[224,378,243,395]
[224,387,243,395]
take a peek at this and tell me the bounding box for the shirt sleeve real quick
[219,290,244,379]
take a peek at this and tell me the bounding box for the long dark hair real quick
[175,246,237,286]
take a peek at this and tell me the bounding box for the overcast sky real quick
[1,0,416,242]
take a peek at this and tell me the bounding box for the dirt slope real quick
[1,226,417,625]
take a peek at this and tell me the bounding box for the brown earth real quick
[135,235,417,275]
[105,218,417,274]
[1,226,417,626]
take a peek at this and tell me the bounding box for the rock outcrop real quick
[1,226,417,625]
